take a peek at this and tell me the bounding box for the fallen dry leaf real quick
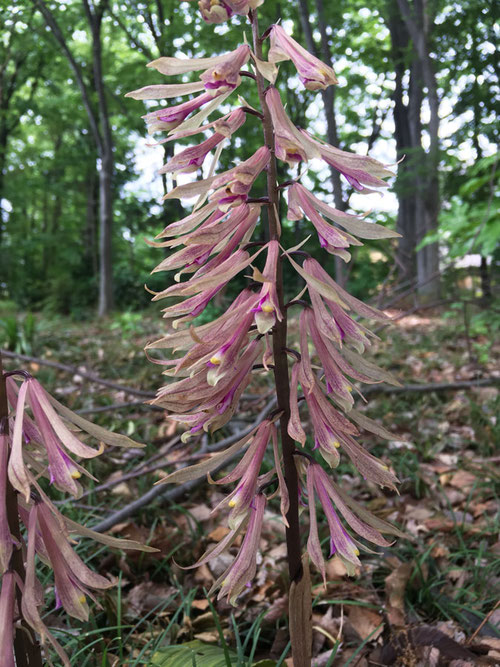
[207,525,231,541]
[193,562,214,585]
[126,581,178,617]
[111,481,133,497]
[326,555,350,580]
[348,606,384,641]
[191,599,210,611]
[385,560,412,627]
[449,470,477,490]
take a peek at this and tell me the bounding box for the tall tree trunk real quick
[85,0,114,316]
[97,143,113,315]
[0,132,6,246]
[387,0,441,301]
[297,0,347,286]
[398,0,440,300]
[388,4,417,286]
[85,165,99,278]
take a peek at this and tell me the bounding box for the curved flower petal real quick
[269,25,337,90]
[8,380,31,502]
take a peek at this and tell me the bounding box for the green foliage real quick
[442,300,500,365]
[151,640,239,666]
[0,312,36,353]
[419,155,499,259]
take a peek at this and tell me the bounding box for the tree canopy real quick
[0,0,497,315]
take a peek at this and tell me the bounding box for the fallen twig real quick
[76,401,163,415]
[63,436,182,502]
[467,599,500,645]
[0,349,155,398]
[363,377,499,396]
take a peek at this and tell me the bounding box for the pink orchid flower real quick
[160,133,226,176]
[152,205,259,276]
[158,109,246,176]
[211,421,272,528]
[306,463,392,578]
[8,379,103,500]
[142,92,215,133]
[154,289,260,376]
[252,240,283,333]
[268,25,338,91]
[288,183,361,260]
[265,87,319,165]
[195,0,233,23]
[22,505,71,667]
[210,146,270,210]
[35,503,113,622]
[200,44,250,94]
[300,130,394,193]
[139,45,248,98]
[0,437,13,575]
[206,311,255,387]
[213,493,266,604]
[288,183,400,241]
[154,339,261,437]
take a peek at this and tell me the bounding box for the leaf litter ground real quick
[2,306,499,666]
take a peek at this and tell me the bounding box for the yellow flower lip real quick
[210,355,222,365]
[333,440,340,449]
[78,595,87,604]
[71,471,82,479]
[261,304,274,313]
[228,499,237,507]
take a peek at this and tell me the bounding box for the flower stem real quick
[250,11,311,664]
[0,353,43,667]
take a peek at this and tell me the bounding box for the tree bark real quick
[0,133,7,246]
[83,0,114,316]
[85,162,99,277]
[388,3,417,285]
[397,0,441,300]
[386,0,441,301]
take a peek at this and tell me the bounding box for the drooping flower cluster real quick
[0,372,152,665]
[130,6,403,604]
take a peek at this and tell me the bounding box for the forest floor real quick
[1,304,499,666]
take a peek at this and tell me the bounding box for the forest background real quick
[0,0,499,665]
